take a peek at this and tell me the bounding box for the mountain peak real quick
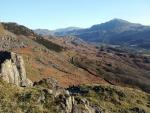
[105,18,131,25]
[110,18,129,22]
[90,18,134,30]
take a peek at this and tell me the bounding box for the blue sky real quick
[0,0,150,29]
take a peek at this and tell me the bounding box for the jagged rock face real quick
[54,91,103,113]
[0,32,28,50]
[34,77,67,97]
[0,51,32,86]
[0,24,28,50]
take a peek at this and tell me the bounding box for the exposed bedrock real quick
[0,51,32,86]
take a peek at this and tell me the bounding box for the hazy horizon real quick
[1,0,150,30]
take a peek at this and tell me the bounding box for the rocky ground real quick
[0,51,103,113]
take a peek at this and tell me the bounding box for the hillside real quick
[1,22,150,93]
[48,36,150,93]
[2,22,36,36]
[1,22,105,87]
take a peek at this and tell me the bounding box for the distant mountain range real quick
[34,27,80,36]
[35,19,150,49]
[34,29,54,36]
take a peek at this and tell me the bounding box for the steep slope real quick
[70,51,150,92]
[2,22,35,36]
[0,23,31,50]
[48,37,150,93]
[0,22,105,87]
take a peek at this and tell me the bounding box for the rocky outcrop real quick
[0,51,32,86]
[57,94,103,113]
[0,32,28,50]
[0,24,28,50]
[34,77,103,113]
